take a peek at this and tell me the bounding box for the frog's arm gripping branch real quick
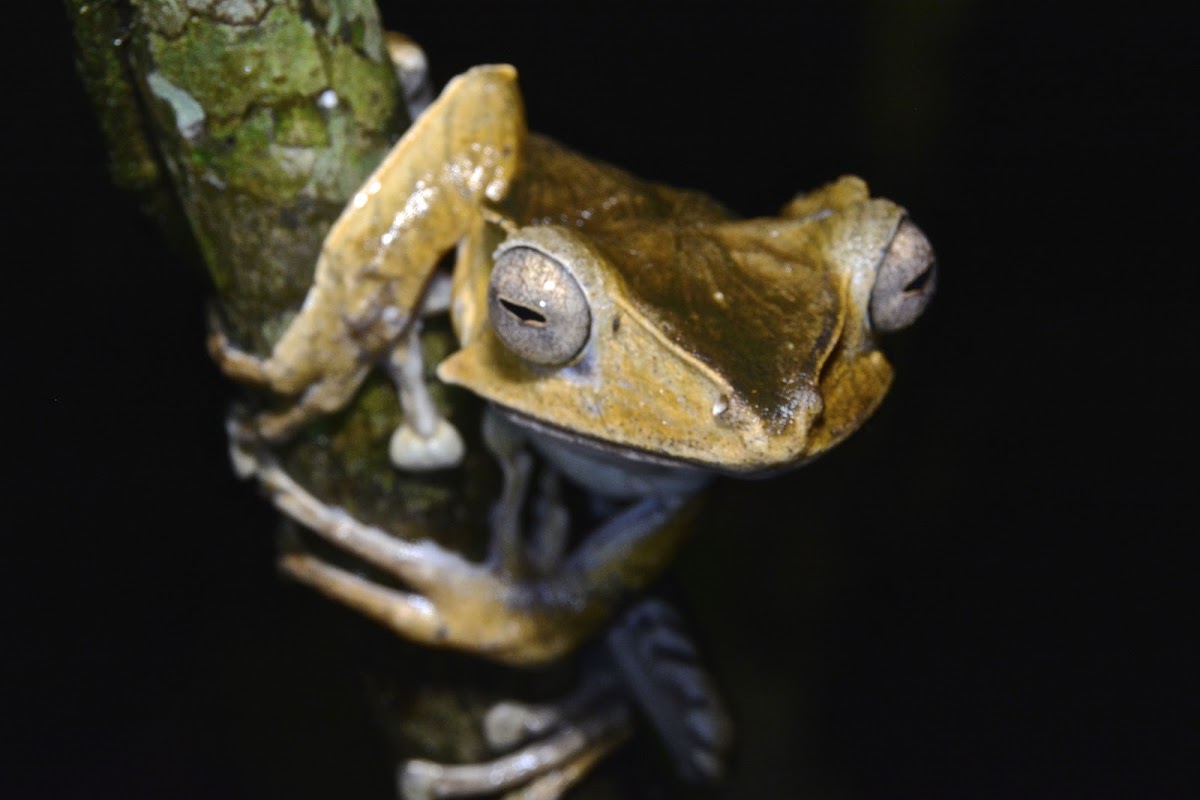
[245,422,728,796]
[246,437,693,667]
[209,65,524,459]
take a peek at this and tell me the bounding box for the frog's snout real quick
[869,219,936,333]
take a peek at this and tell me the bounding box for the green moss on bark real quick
[66,1,597,792]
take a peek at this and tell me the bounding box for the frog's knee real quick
[389,418,465,471]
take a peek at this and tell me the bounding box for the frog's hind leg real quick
[399,716,628,800]
[398,680,632,800]
[391,599,731,798]
[604,598,733,784]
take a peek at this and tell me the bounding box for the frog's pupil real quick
[904,264,934,294]
[500,298,546,326]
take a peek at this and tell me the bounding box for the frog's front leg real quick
[209,64,524,448]
[384,316,465,471]
[239,440,696,666]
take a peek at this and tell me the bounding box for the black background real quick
[8,2,1194,798]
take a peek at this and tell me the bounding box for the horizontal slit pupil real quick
[904,265,933,294]
[500,297,546,325]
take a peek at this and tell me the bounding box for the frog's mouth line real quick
[492,404,696,465]
[492,404,755,478]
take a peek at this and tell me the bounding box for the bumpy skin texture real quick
[82,5,933,788]
[211,65,922,475]
[210,65,525,441]
[209,60,934,672]
[200,46,934,799]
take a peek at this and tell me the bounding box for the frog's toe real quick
[397,759,439,800]
[224,417,264,479]
[389,418,465,471]
[396,701,631,800]
[206,320,270,384]
[484,700,561,750]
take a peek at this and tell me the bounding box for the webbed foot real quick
[207,308,368,441]
[231,430,693,666]
[398,678,631,800]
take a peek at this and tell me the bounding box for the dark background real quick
[8,2,1194,798]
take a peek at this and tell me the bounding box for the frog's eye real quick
[489,247,592,366]
[870,219,937,333]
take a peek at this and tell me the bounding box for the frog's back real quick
[500,134,733,230]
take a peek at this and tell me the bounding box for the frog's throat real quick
[493,405,716,499]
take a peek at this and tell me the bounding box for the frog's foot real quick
[238,441,693,666]
[398,679,632,800]
[208,308,367,442]
[215,363,368,442]
[605,599,733,784]
[393,600,732,800]
[206,311,272,387]
[386,323,464,472]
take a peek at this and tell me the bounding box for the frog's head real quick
[437,176,934,475]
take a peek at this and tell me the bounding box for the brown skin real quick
[213,63,935,667]
[211,64,931,470]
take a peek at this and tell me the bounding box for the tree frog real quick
[212,61,934,663]
[211,60,934,798]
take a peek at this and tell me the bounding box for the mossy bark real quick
[66,0,496,548]
[64,0,544,785]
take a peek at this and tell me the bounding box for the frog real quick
[211,60,934,798]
